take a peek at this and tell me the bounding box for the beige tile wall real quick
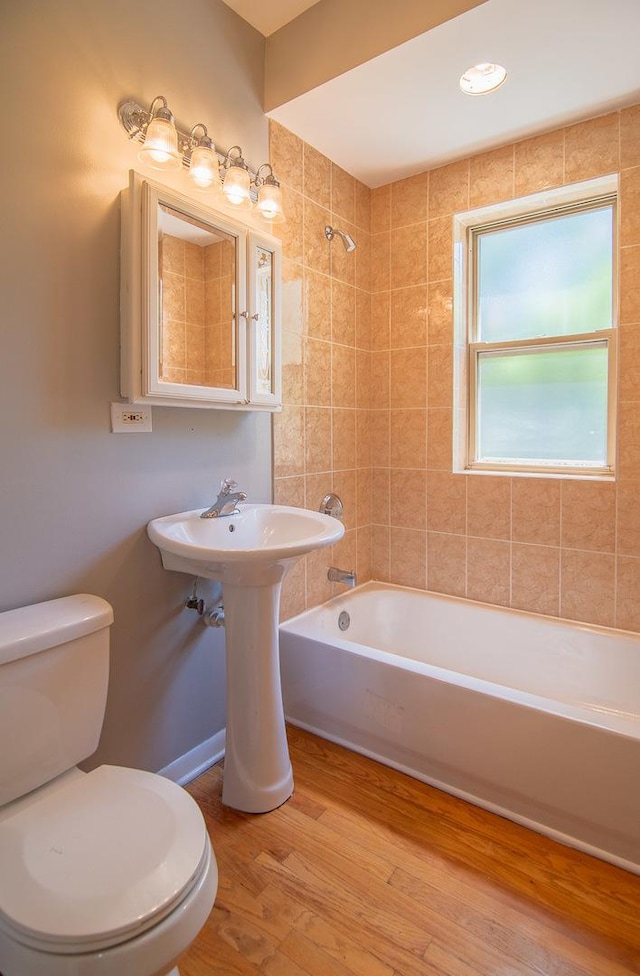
[270,122,373,619]
[272,103,640,632]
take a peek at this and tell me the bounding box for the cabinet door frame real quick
[246,231,282,409]
[120,171,282,411]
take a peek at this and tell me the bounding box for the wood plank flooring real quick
[179,725,640,975]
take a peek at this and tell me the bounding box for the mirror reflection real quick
[255,246,273,397]
[158,204,237,389]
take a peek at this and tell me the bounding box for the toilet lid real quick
[0,765,208,951]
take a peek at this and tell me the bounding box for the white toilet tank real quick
[0,594,113,806]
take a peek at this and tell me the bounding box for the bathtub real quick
[279,581,640,875]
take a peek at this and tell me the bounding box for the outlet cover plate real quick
[111,403,153,433]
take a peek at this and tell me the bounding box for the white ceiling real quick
[227,0,640,187]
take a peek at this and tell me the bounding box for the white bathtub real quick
[279,581,640,875]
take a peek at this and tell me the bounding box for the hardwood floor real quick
[179,725,640,976]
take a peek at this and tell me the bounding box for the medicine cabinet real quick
[120,172,282,410]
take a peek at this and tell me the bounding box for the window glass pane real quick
[477,205,613,342]
[477,345,608,465]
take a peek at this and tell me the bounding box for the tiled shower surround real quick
[271,103,640,631]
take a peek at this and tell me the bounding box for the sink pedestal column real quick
[221,578,293,813]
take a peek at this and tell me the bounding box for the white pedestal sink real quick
[147,504,344,813]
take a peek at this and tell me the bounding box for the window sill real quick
[458,464,615,481]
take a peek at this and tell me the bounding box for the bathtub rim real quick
[280,580,640,741]
[282,579,640,644]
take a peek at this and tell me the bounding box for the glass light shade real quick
[222,165,252,208]
[189,145,221,189]
[256,182,285,222]
[459,63,507,96]
[139,117,181,170]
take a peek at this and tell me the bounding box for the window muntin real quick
[460,186,617,477]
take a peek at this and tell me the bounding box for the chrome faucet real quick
[200,478,247,519]
[327,567,357,588]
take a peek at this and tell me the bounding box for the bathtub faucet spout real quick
[328,567,357,588]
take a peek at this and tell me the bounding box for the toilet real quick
[0,594,218,976]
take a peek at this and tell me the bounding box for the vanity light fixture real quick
[255,164,285,223]
[118,95,285,220]
[459,62,507,96]
[137,96,182,170]
[221,146,252,208]
[187,124,221,190]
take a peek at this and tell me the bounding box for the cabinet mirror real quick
[120,172,281,410]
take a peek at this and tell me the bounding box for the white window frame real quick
[452,175,618,479]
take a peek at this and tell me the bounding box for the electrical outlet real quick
[110,403,153,433]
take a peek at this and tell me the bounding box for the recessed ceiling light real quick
[459,62,507,96]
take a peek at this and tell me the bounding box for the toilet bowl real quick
[0,595,217,976]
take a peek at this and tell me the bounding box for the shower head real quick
[325,224,357,252]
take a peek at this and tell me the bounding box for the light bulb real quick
[189,145,220,189]
[459,63,507,96]
[139,117,181,170]
[223,165,251,208]
[257,182,285,222]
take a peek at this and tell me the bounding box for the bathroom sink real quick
[147,503,344,583]
[148,502,344,814]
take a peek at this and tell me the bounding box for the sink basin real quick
[147,503,344,583]
[147,502,345,814]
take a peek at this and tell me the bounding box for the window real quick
[453,176,617,477]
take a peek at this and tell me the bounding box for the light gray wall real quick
[0,0,272,773]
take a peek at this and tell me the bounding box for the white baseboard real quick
[158,729,226,786]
